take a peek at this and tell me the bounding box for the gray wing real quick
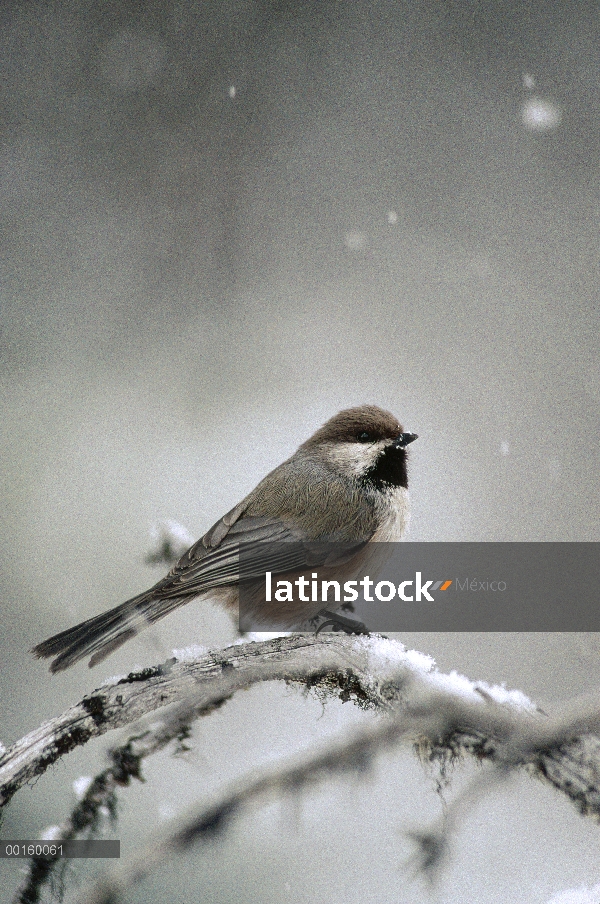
[153,454,378,602]
[151,508,366,601]
[32,462,375,672]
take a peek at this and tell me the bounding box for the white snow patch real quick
[477,682,536,711]
[172,644,207,662]
[100,674,128,685]
[402,647,437,671]
[356,635,436,675]
[73,776,93,800]
[430,669,483,700]
[430,669,536,711]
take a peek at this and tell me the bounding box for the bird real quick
[32,405,418,672]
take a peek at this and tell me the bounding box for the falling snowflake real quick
[344,231,367,251]
[523,73,536,90]
[521,97,562,132]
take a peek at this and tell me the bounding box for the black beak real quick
[394,432,418,448]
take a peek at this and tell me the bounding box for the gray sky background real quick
[1,1,599,902]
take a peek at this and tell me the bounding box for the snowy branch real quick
[58,665,600,904]
[4,634,600,817]
[2,632,413,809]
[6,633,600,903]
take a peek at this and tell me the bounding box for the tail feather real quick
[32,591,189,673]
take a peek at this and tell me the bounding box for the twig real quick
[9,633,600,903]
[64,681,600,904]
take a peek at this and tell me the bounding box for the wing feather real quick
[152,515,366,600]
[152,455,379,601]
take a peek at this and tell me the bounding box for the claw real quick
[315,619,337,635]
[315,610,370,636]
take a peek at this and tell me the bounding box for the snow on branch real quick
[55,654,600,903]
[3,631,422,808]
[5,633,600,903]
[4,633,600,817]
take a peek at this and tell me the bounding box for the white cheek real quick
[326,441,386,476]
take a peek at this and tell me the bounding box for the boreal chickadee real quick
[33,405,417,672]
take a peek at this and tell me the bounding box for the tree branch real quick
[62,674,600,904]
[5,634,600,819]
[1,633,427,808]
[8,633,600,904]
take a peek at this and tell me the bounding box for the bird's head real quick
[300,405,418,490]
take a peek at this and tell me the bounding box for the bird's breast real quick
[370,486,410,541]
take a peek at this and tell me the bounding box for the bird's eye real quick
[357,431,372,442]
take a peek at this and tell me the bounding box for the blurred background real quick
[1,1,599,902]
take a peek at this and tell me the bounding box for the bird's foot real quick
[315,609,370,636]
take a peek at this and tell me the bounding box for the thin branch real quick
[65,681,600,904]
[9,633,600,903]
